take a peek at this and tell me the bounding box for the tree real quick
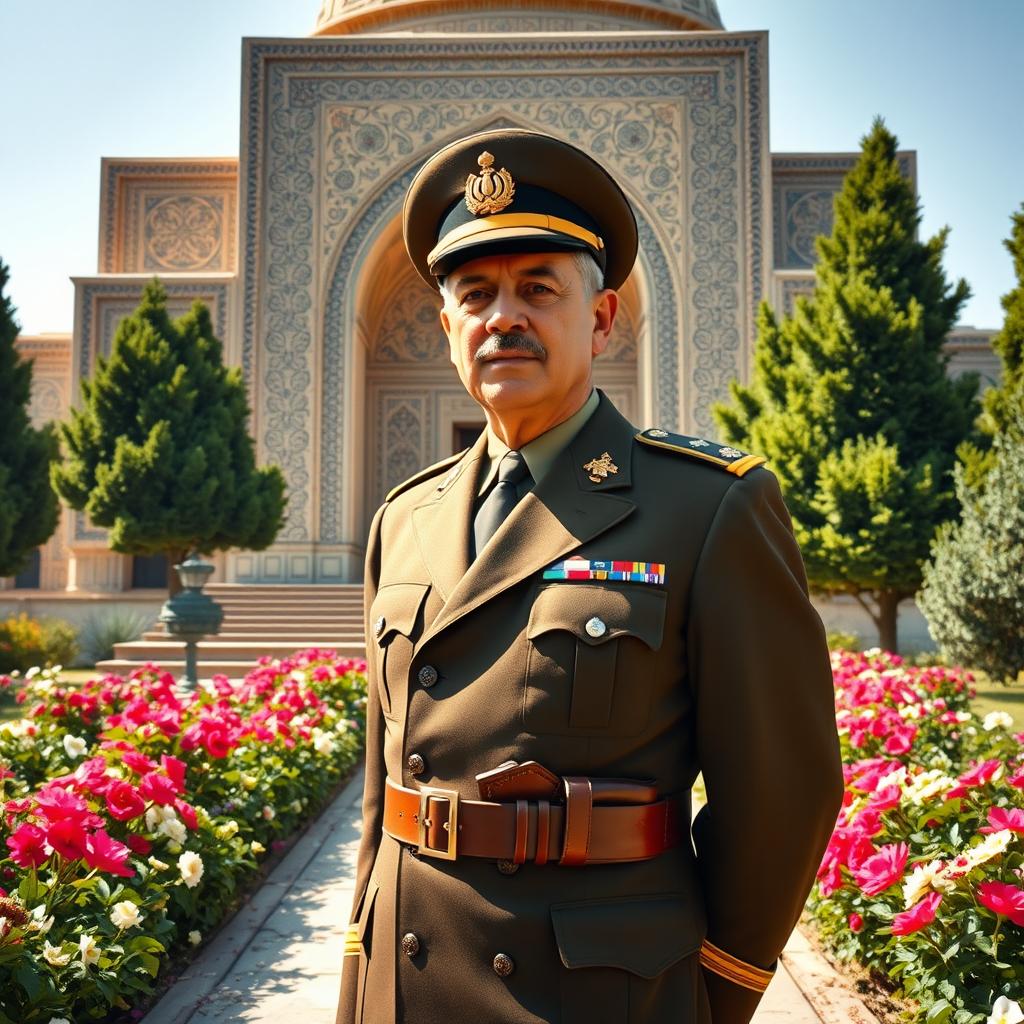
[0,259,59,577]
[52,279,287,593]
[958,204,1024,487]
[714,119,977,651]
[918,406,1024,683]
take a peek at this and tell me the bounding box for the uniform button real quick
[493,952,515,977]
[373,615,386,639]
[401,932,420,957]
[585,616,607,638]
[407,753,426,776]
[418,665,439,688]
[496,859,520,875]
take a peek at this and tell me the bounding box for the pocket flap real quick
[551,894,702,978]
[369,583,430,646]
[527,583,666,650]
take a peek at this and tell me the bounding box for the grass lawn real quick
[970,679,1024,727]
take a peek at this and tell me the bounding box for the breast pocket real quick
[524,583,667,736]
[368,583,430,721]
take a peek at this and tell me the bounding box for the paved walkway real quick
[141,768,870,1024]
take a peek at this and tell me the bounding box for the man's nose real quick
[484,288,529,335]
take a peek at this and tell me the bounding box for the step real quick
[141,630,365,642]
[94,659,363,679]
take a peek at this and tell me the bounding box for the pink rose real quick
[977,881,1024,926]
[45,818,89,861]
[980,806,1024,834]
[892,891,942,936]
[853,842,909,896]
[848,912,864,933]
[105,781,146,822]
[138,771,178,804]
[6,823,49,868]
[83,829,134,878]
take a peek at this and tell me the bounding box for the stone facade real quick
[6,0,1000,597]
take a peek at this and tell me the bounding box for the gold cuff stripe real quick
[725,454,767,477]
[699,940,775,993]
[429,213,604,265]
[343,948,362,957]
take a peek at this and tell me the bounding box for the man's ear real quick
[591,289,619,357]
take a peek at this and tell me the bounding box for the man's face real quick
[439,250,618,426]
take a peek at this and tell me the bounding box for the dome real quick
[313,0,724,35]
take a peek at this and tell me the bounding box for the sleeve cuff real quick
[699,939,776,992]
[344,923,362,957]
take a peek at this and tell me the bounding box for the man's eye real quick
[525,283,554,296]
[461,289,488,303]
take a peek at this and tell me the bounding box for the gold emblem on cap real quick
[465,151,516,216]
[583,452,618,484]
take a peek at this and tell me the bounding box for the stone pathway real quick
[140,767,874,1024]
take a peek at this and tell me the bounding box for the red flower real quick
[138,772,178,804]
[202,726,232,759]
[853,843,909,896]
[83,829,134,878]
[6,823,49,868]
[980,807,1024,834]
[892,891,943,936]
[867,785,902,812]
[161,754,187,793]
[34,785,89,822]
[105,781,146,822]
[174,799,198,830]
[121,751,158,776]
[126,834,152,855]
[45,818,89,861]
[977,881,1024,926]
[848,912,864,933]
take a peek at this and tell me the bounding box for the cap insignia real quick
[583,452,618,484]
[465,151,516,216]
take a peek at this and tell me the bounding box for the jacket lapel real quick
[418,393,638,648]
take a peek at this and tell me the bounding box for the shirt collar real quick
[478,388,600,496]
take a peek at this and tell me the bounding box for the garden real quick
[0,650,367,1024]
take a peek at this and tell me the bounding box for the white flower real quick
[188,929,202,946]
[289,669,305,683]
[79,932,100,966]
[983,711,1014,732]
[988,996,1024,1024]
[199,678,219,697]
[109,900,143,930]
[178,850,205,888]
[46,1018,71,1024]
[902,769,957,806]
[878,766,907,790]
[159,817,187,843]
[42,941,72,966]
[955,711,973,723]
[964,830,1013,869]
[31,904,54,934]
[145,804,166,831]
[240,772,258,791]
[251,840,266,855]
[26,666,40,679]
[62,734,87,759]
[262,804,275,820]
[148,856,169,871]
[313,731,336,756]
[902,860,955,907]
[216,819,239,839]
[291,799,303,813]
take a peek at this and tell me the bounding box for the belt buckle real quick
[417,786,459,861]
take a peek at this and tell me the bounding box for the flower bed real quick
[810,650,1024,1023]
[0,650,366,1024]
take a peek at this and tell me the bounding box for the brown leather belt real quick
[382,777,684,866]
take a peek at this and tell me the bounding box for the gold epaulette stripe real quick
[726,453,767,477]
[699,939,775,992]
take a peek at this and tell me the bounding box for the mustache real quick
[474,332,548,362]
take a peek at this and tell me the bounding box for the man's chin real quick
[473,374,547,411]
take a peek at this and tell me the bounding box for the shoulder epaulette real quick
[635,429,766,478]
[385,449,469,503]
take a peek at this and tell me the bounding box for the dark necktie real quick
[473,450,532,558]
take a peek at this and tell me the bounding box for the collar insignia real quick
[583,452,618,484]
[465,151,516,216]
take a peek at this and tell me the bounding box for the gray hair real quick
[438,249,605,302]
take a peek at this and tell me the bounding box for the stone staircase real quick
[95,584,366,679]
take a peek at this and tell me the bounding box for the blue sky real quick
[1,0,1021,334]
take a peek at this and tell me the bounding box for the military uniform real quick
[335,130,843,1024]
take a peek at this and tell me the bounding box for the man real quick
[336,128,843,1024]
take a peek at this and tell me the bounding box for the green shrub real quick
[0,612,78,673]
[78,607,155,665]
[826,629,861,652]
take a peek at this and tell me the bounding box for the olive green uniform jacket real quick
[336,393,843,1024]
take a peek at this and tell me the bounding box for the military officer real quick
[335,128,843,1024]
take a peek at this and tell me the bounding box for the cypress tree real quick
[52,279,287,593]
[0,259,60,577]
[958,204,1024,487]
[918,406,1024,683]
[714,119,977,651]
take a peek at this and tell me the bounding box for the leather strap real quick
[560,776,593,866]
[382,777,683,865]
[514,799,529,865]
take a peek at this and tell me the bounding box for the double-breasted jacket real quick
[336,393,843,1024]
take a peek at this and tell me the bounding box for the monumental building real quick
[8,0,998,601]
